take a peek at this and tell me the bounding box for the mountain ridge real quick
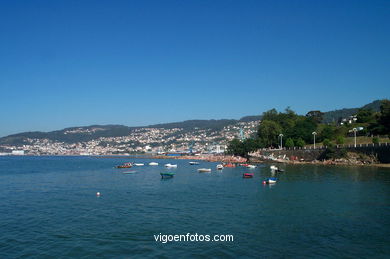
[0,99,384,145]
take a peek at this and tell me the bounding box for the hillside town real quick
[0,120,260,156]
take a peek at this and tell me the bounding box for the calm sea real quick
[0,156,389,258]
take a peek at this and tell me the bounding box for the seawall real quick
[249,143,390,163]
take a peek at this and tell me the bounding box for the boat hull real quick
[160,173,175,178]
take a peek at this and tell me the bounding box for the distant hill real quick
[147,119,238,131]
[0,125,135,145]
[0,99,385,145]
[0,119,253,145]
[322,100,383,123]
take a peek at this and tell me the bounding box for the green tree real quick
[295,138,305,147]
[356,109,375,123]
[378,99,390,134]
[306,110,324,124]
[372,136,379,144]
[319,125,335,141]
[257,120,282,147]
[335,136,345,144]
[285,138,294,148]
[323,138,333,147]
[226,139,244,156]
[290,117,317,143]
[261,109,279,122]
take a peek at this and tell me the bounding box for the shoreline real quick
[151,154,390,168]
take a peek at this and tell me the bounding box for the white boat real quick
[189,161,199,165]
[270,165,278,171]
[216,164,223,170]
[263,177,278,184]
[134,163,144,166]
[165,163,177,168]
[149,162,159,166]
[198,168,211,172]
[247,165,256,169]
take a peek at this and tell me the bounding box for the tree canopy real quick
[226,100,390,157]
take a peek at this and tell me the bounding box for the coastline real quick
[151,154,390,168]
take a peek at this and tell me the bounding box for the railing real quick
[252,142,390,152]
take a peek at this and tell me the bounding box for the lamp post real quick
[352,128,357,147]
[279,134,284,149]
[312,131,317,149]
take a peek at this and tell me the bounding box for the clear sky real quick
[0,0,389,137]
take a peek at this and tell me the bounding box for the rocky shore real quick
[249,151,390,168]
[152,154,247,163]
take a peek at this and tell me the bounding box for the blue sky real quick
[0,0,389,137]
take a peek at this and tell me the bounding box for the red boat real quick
[224,163,236,168]
[243,173,254,178]
[116,163,132,168]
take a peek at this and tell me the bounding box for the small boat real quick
[122,170,137,174]
[160,172,175,178]
[263,177,278,184]
[243,173,254,178]
[270,165,278,171]
[216,164,224,170]
[149,162,159,166]
[240,163,249,167]
[116,163,132,168]
[223,163,236,168]
[189,161,200,165]
[247,165,256,169]
[134,163,144,166]
[198,168,212,173]
[165,163,177,168]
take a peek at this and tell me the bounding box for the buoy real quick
[96,192,101,197]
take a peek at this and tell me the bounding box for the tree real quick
[356,109,375,123]
[320,125,335,141]
[290,117,317,143]
[372,136,379,144]
[261,109,279,122]
[323,138,333,147]
[296,138,305,147]
[335,136,345,144]
[257,120,282,147]
[306,110,324,124]
[378,99,390,134]
[226,138,261,158]
[226,139,244,156]
[285,138,294,148]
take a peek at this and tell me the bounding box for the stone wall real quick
[249,143,390,163]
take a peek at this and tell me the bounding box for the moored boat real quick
[198,168,212,173]
[122,170,137,174]
[247,165,256,169]
[263,177,278,184]
[116,163,132,168]
[189,161,199,165]
[149,162,159,166]
[160,172,175,178]
[165,163,177,168]
[243,173,254,178]
[223,163,236,168]
[134,163,144,166]
[216,164,223,170]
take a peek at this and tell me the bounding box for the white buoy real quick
[96,192,101,197]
